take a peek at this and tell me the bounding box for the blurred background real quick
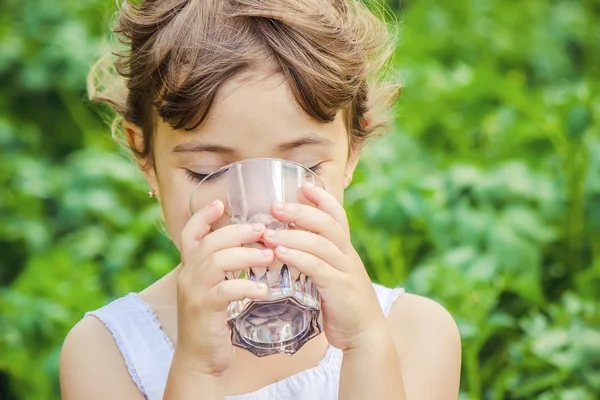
[0,0,599,399]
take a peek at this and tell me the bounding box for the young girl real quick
[60,0,461,399]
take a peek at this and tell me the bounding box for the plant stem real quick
[465,344,482,400]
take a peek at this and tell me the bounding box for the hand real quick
[261,183,387,352]
[175,200,274,375]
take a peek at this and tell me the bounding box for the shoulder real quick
[386,292,461,398]
[388,292,460,344]
[371,283,461,358]
[60,314,144,399]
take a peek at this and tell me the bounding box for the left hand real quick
[261,182,388,352]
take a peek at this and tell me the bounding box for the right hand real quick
[175,200,274,375]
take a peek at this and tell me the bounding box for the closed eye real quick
[185,168,227,183]
[309,162,323,174]
[186,162,323,183]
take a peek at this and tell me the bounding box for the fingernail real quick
[251,223,264,232]
[274,202,285,211]
[265,229,276,238]
[304,181,314,188]
[277,246,289,254]
[261,249,273,257]
[211,199,220,206]
[254,282,267,291]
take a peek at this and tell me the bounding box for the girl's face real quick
[135,70,360,250]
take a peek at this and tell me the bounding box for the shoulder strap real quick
[85,294,174,400]
[371,283,405,317]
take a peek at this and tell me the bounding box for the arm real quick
[339,319,406,400]
[263,184,459,399]
[60,317,227,400]
[391,294,461,399]
[162,351,225,400]
[61,203,270,400]
[339,294,461,400]
[60,317,145,400]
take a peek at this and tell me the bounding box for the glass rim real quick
[188,157,323,216]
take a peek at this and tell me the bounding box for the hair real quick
[88,0,401,168]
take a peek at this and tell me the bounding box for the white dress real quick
[86,283,405,400]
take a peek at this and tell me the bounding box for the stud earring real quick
[148,188,157,198]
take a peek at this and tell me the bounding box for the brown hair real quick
[88,0,401,167]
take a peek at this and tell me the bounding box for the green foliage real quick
[350,0,600,398]
[0,0,599,399]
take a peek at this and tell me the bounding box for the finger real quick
[200,247,274,287]
[270,200,351,254]
[263,229,346,271]
[205,279,269,311]
[301,182,350,236]
[180,200,224,261]
[189,223,267,268]
[274,246,342,290]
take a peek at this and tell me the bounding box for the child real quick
[60,0,461,399]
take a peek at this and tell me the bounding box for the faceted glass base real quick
[228,296,322,357]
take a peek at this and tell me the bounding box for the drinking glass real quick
[188,158,322,356]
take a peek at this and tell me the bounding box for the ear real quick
[123,120,159,197]
[344,142,363,189]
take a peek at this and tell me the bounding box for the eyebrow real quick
[172,133,334,154]
[172,142,235,154]
[278,134,334,151]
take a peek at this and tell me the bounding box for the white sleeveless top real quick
[86,283,404,400]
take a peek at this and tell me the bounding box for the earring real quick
[148,188,157,198]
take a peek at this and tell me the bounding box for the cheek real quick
[319,168,346,204]
[326,180,345,204]
[159,176,234,251]
[158,178,193,251]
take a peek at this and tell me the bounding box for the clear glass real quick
[189,158,322,356]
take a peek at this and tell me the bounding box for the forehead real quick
[205,71,320,137]
[158,69,347,151]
